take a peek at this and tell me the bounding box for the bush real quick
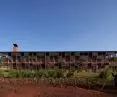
[8,70,19,78]
[35,70,43,78]
[66,71,74,78]
[0,70,4,77]
[46,69,56,78]
[98,68,113,81]
[53,69,64,78]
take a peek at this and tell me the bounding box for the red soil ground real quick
[0,82,117,97]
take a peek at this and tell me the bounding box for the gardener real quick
[112,73,117,88]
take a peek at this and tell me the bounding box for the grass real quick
[77,71,99,78]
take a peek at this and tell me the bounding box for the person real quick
[112,73,117,88]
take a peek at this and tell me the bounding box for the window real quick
[62,52,65,57]
[46,52,49,56]
[71,52,74,56]
[84,52,88,56]
[21,52,24,56]
[98,52,102,56]
[80,52,83,56]
[17,56,21,61]
[33,52,36,56]
[13,56,16,61]
[8,52,11,56]
[102,52,106,55]
[29,52,32,56]
[89,52,92,57]
[75,56,79,60]
[59,52,61,56]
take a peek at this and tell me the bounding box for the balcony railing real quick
[0,59,113,66]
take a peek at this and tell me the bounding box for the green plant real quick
[66,71,73,78]
[46,69,56,78]
[8,70,19,78]
[73,70,78,78]
[0,70,4,77]
[35,70,43,78]
[99,68,113,81]
[53,69,64,78]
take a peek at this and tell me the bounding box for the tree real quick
[109,57,117,62]
[112,73,117,88]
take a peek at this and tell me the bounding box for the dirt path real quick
[0,83,116,97]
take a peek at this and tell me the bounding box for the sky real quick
[0,0,117,51]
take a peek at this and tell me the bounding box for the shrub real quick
[35,70,43,78]
[53,69,64,78]
[98,68,113,81]
[46,69,56,78]
[8,70,19,78]
[0,70,4,77]
[73,70,78,78]
[66,71,74,78]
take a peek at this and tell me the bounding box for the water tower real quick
[13,43,19,52]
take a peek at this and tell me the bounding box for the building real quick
[0,51,117,71]
[0,44,117,71]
